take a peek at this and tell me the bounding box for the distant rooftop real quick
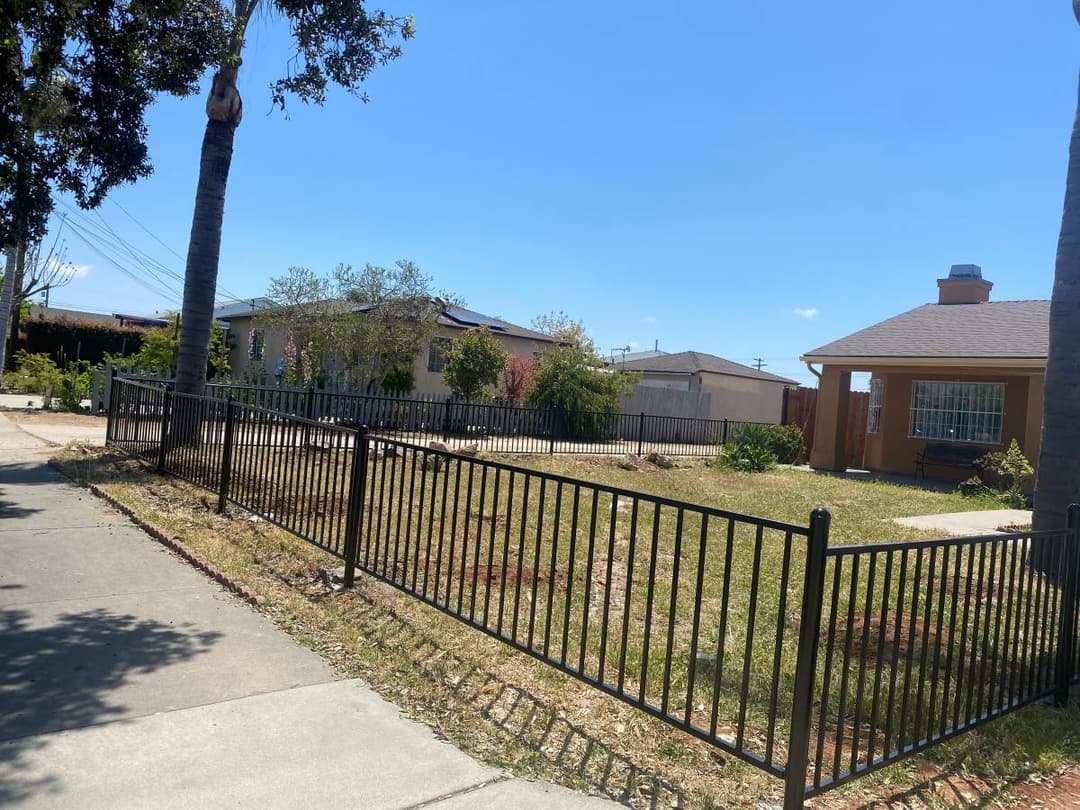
[617,350,799,385]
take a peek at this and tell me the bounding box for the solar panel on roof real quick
[444,306,507,331]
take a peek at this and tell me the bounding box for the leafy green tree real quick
[135,321,230,378]
[257,261,452,390]
[529,311,637,430]
[443,327,507,401]
[0,1,227,372]
[174,2,415,395]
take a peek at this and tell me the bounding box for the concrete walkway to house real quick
[892,508,1032,536]
[0,412,616,809]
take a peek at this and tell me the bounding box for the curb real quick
[47,458,266,609]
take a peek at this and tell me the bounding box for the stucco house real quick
[800,265,1049,477]
[614,351,798,423]
[215,300,563,396]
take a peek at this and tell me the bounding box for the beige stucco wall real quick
[692,372,790,423]
[812,362,1045,478]
[410,325,552,396]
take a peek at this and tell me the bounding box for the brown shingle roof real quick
[617,351,799,385]
[801,300,1050,361]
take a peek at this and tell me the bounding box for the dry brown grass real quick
[53,448,1080,810]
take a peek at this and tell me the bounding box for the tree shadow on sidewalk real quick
[0,606,221,805]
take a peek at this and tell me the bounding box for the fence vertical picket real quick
[342,426,370,589]
[217,397,236,514]
[783,507,831,809]
[1056,504,1080,705]
[156,387,171,473]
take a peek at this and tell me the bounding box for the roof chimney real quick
[937,264,992,305]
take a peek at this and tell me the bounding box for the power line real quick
[57,199,249,306]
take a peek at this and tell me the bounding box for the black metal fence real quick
[193,379,765,457]
[106,379,1080,808]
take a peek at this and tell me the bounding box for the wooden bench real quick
[915,443,986,479]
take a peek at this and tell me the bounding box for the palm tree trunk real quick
[0,243,18,375]
[8,241,26,352]
[175,67,242,396]
[1033,70,1080,534]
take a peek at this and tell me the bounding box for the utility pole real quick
[753,357,767,371]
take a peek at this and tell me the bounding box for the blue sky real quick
[45,1,1078,387]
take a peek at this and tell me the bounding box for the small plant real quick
[54,362,93,412]
[767,424,806,465]
[960,440,1034,508]
[718,424,778,473]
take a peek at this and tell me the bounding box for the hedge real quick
[19,317,144,367]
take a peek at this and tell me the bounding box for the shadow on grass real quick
[338,580,708,809]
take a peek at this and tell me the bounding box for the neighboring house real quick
[614,351,798,423]
[800,264,1048,477]
[24,304,168,330]
[216,300,563,395]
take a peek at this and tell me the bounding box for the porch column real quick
[1024,374,1044,465]
[810,367,851,471]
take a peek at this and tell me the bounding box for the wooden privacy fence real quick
[783,386,869,469]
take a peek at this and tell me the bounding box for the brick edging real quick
[47,459,266,608]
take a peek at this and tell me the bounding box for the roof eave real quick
[800,354,1047,369]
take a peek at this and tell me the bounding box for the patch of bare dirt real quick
[1008,767,1080,808]
[7,410,103,427]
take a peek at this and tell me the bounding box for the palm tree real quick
[173,2,414,395]
[1033,2,1080,532]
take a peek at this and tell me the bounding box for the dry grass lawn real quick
[54,446,1080,810]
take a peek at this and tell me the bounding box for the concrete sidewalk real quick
[0,413,616,809]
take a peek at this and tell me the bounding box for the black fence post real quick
[105,372,118,445]
[637,411,645,456]
[783,507,831,809]
[722,418,730,445]
[216,397,236,514]
[549,409,558,454]
[156,387,172,473]
[305,386,315,420]
[442,400,452,441]
[342,426,370,589]
[1056,503,1080,706]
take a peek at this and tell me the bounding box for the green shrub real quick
[960,439,1034,508]
[767,424,806,464]
[718,424,778,473]
[5,350,61,394]
[381,363,415,395]
[54,362,93,412]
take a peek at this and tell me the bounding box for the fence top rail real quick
[115,378,170,393]
[826,526,1072,557]
[229,398,359,436]
[369,433,811,536]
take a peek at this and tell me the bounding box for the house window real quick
[248,329,265,362]
[427,338,452,373]
[867,378,884,434]
[909,381,1004,444]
